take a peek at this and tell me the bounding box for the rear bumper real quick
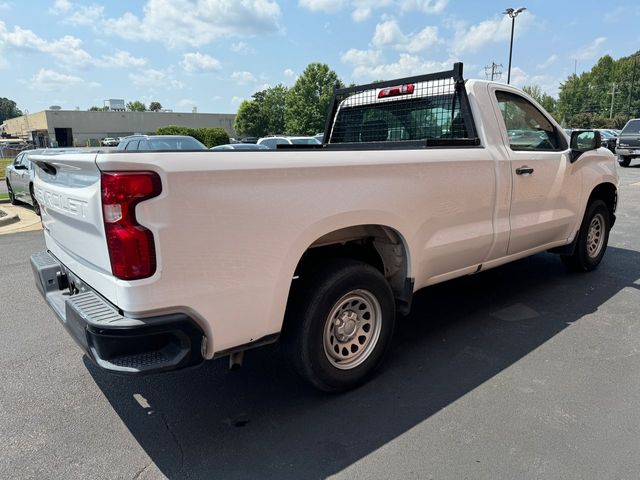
[31,250,204,374]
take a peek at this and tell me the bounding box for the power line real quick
[484,62,503,81]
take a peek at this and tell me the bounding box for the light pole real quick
[503,7,526,84]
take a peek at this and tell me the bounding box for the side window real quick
[13,154,24,166]
[124,140,140,151]
[496,91,563,151]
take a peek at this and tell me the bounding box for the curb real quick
[0,206,20,227]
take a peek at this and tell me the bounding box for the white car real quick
[101,137,119,146]
[257,136,321,149]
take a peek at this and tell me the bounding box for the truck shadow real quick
[87,246,640,480]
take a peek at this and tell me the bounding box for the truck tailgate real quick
[32,153,111,274]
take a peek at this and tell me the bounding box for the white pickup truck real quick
[31,64,618,392]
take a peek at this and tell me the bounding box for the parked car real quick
[101,137,119,146]
[597,129,617,154]
[116,135,207,151]
[211,143,269,150]
[257,136,322,149]
[5,148,79,215]
[615,118,640,167]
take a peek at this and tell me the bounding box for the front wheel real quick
[283,259,396,392]
[618,156,631,167]
[30,185,41,216]
[561,199,611,272]
[6,180,19,205]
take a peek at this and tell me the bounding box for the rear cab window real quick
[326,63,479,148]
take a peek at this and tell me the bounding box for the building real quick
[1,109,237,147]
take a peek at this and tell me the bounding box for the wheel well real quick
[588,183,617,221]
[294,225,412,313]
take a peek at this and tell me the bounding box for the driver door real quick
[492,89,581,255]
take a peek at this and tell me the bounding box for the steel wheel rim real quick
[7,182,14,201]
[323,289,382,370]
[586,213,605,258]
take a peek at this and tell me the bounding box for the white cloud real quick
[536,54,558,70]
[0,22,94,67]
[298,0,346,12]
[231,41,254,54]
[347,53,455,81]
[50,0,72,13]
[574,37,606,60]
[30,68,98,91]
[231,71,257,84]
[0,21,149,70]
[372,18,406,47]
[371,19,439,53]
[284,68,296,77]
[66,4,105,26]
[0,2,12,10]
[341,48,382,66]
[451,12,534,56]
[128,69,184,89]
[399,0,448,14]
[104,0,282,48]
[300,0,447,20]
[106,50,147,67]
[177,98,197,108]
[181,52,222,73]
[231,96,244,105]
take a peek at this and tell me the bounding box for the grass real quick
[0,158,12,181]
[0,193,8,200]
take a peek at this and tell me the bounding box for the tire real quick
[6,180,19,205]
[561,199,611,272]
[283,259,396,392]
[30,185,41,216]
[618,156,631,167]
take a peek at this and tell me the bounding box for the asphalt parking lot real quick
[1,165,640,480]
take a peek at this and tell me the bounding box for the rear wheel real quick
[283,259,395,392]
[561,199,610,272]
[6,180,18,205]
[618,156,631,167]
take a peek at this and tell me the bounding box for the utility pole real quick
[484,62,503,81]
[628,54,638,116]
[609,82,617,119]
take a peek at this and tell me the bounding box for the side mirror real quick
[570,130,601,163]
[13,163,27,170]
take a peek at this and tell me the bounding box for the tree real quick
[0,97,22,123]
[149,101,162,112]
[233,85,290,137]
[88,106,109,111]
[522,85,557,116]
[285,63,343,135]
[261,84,288,135]
[126,100,147,112]
[234,99,267,137]
[555,51,640,125]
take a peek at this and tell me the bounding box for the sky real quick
[1,0,639,114]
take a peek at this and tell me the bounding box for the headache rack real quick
[323,62,479,149]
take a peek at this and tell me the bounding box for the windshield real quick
[291,138,321,145]
[622,119,640,135]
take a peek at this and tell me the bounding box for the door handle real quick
[516,166,534,175]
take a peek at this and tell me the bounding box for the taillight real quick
[101,172,162,280]
[378,84,415,98]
